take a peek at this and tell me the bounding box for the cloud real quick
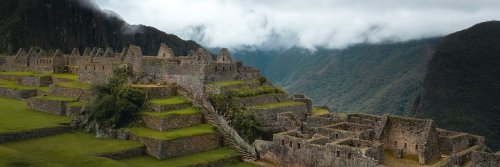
[95,0,500,50]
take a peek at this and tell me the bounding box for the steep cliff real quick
[0,0,200,56]
[413,21,500,150]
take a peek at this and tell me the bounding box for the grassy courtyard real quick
[0,97,71,133]
[149,96,190,106]
[0,131,144,167]
[56,81,91,89]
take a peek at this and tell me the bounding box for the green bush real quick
[90,65,145,128]
[233,110,263,143]
[208,93,238,114]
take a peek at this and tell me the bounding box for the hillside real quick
[234,38,441,115]
[413,21,500,150]
[0,0,200,56]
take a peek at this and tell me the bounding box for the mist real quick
[95,0,500,50]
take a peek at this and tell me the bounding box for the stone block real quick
[394,149,403,159]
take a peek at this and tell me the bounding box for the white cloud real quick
[95,0,500,50]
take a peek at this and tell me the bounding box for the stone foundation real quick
[0,87,37,99]
[0,126,71,143]
[142,114,202,131]
[48,85,92,101]
[27,98,73,115]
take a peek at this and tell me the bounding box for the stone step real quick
[125,124,221,160]
[140,107,202,131]
[27,95,78,116]
[148,96,192,112]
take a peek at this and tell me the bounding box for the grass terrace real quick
[222,161,259,167]
[140,107,198,118]
[0,131,144,167]
[125,124,215,141]
[119,147,238,167]
[312,107,330,116]
[0,71,51,78]
[56,81,91,90]
[207,80,258,87]
[149,96,190,106]
[37,86,49,92]
[247,101,305,110]
[0,80,37,90]
[32,95,78,102]
[231,85,285,98]
[0,97,71,133]
[50,73,78,81]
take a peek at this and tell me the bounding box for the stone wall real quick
[132,85,177,99]
[132,133,221,160]
[27,98,73,115]
[0,126,70,143]
[16,76,52,86]
[0,87,37,99]
[48,85,92,102]
[141,114,201,132]
[471,151,500,167]
[249,104,308,127]
[78,62,118,84]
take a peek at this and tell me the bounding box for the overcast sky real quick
[95,0,500,50]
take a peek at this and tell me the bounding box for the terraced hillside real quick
[0,72,256,167]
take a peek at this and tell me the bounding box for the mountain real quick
[233,38,441,115]
[413,21,500,150]
[0,0,200,55]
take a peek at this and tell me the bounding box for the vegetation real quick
[207,80,258,87]
[0,80,37,90]
[140,107,198,118]
[222,161,259,167]
[246,101,305,110]
[32,95,78,102]
[312,107,330,116]
[233,110,264,143]
[56,81,91,90]
[208,93,238,114]
[231,85,285,98]
[0,71,50,78]
[0,97,71,133]
[50,73,78,81]
[37,86,49,92]
[90,66,145,128]
[119,147,238,167]
[67,101,91,107]
[125,124,215,141]
[149,96,190,105]
[0,131,143,167]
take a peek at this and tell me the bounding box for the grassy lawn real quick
[312,107,330,116]
[119,147,238,167]
[0,97,71,133]
[149,96,190,106]
[56,81,91,89]
[125,124,215,141]
[207,80,258,87]
[32,95,78,102]
[140,107,198,118]
[50,73,78,81]
[37,86,49,92]
[0,71,50,78]
[247,101,305,110]
[0,131,144,167]
[0,80,37,90]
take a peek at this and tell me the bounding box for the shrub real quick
[233,110,263,143]
[90,65,145,128]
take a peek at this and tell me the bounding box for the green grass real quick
[67,101,91,107]
[50,73,78,81]
[56,81,91,90]
[0,131,144,167]
[207,80,258,87]
[312,107,330,116]
[32,95,78,102]
[126,124,215,141]
[247,101,305,110]
[0,97,71,133]
[140,107,198,118]
[149,96,190,105]
[37,86,49,92]
[0,80,37,90]
[0,71,50,78]
[119,147,238,167]
[231,85,285,98]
